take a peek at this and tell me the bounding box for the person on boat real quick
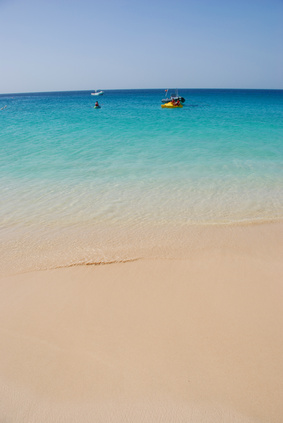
[171,99,177,106]
[95,101,99,107]
[176,99,180,106]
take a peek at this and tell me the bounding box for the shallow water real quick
[1,89,283,272]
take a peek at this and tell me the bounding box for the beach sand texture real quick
[0,223,282,422]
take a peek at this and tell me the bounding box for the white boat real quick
[91,90,104,96]
[161,89,185,104]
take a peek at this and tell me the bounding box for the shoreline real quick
[0,221,283,422]
[1,220,283,277]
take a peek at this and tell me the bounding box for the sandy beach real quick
[0,222,283,422]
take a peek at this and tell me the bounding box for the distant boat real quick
[91,90,104,96]
[161,89,185,104]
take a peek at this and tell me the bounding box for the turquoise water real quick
[1,89,283,272]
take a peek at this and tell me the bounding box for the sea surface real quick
[1,89,283,273]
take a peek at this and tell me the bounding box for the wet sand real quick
[0,223,283,422]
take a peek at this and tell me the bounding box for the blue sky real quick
[0,0,282,93]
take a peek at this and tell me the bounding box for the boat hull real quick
[161,102,183,108]
[91,91,104,96]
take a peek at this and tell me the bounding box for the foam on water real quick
[1,89,283,273]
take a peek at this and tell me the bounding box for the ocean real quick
[1,89,283,273]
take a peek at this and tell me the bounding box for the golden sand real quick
[0,223,282,422]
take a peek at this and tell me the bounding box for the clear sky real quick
[0,0,282,93]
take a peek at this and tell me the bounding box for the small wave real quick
[55,257,140,270]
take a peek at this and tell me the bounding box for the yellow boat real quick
[161,101,183,108]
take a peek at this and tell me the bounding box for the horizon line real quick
[1,87,283,96]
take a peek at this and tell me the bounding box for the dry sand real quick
[0,223,283,422]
